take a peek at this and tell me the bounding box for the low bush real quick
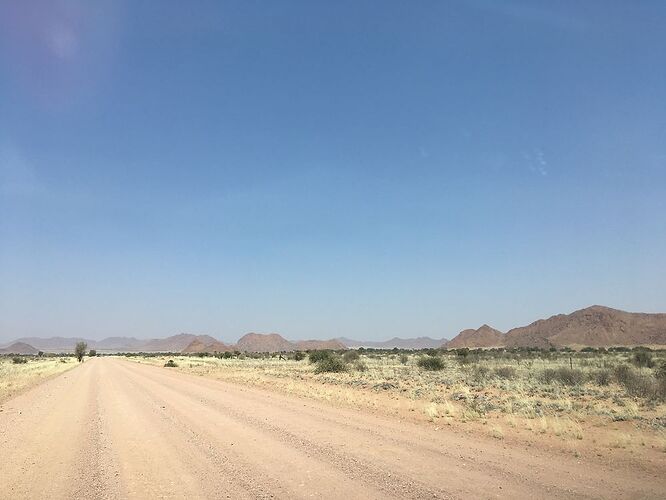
[469,365,490,382]
[493,366,517,380]
[293,351,306,361]
[540,367,584,386]
[314,355,348,373]
[614,364,665,401]
[399,354,409,365]
[164,359,178,368]
[591,368,612,386]
[632,350,654,369]
[417,356,445,371]
[12,356,28,364]
[353,361,368,372]
[308,350,332,364]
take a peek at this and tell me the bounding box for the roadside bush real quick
[309,350,332,364]
[417,356,445,371]
[540,367,584,386]
[164,359,178,368]
[12,356,28,364]
[89,349,97,357]
[493,366,517,380]
[342,350,360,362]
[314,355,348,374]
[632,350,654,369]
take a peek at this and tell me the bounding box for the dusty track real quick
[0,358,663,499]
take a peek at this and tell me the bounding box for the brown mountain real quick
[446,325,505,348]
[505,305,666,348]
[236,333,295,352]
[0,342,40,355]
[294,339,346,351]
[182,339,233,354]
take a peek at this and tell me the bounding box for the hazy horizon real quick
[2,1,665,344]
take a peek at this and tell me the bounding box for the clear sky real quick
[1,1,665,343]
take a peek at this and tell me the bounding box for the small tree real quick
[75,342,87,362]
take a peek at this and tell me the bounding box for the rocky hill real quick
[504,305,666,348]
[0,342,39,355]
[446,325,505,348]
[182,339,233,354]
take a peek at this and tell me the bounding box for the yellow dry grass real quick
[0,357,78,403]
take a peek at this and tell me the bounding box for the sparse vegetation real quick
[128,346,666,454]
[540,367,584,386]
[632,350,654,368]
[0,355,76,403]
[313,354,347,374]
[417,356,445,371]
[308,350,332,364]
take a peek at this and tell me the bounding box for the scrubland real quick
[129,347,666,461]
[0,355,77,403]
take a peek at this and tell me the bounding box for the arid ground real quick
[1,356,664,499]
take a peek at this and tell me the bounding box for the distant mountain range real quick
[0,333,346,354]
[2,306,665,355]
[445,306,666,348]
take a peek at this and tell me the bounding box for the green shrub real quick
[314,355,348,373]
[342,350,360,362]
[399,354,409,365]
[164,359,178,368]
[12,356,28,364]
[293,351,305,361]
[417,356,445,371]
[309,350,332,364]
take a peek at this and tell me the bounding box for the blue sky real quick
[1,1,665,343]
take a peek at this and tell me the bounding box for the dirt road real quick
[0,358,663,499]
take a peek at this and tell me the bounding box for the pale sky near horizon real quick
[1,1,665,344]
